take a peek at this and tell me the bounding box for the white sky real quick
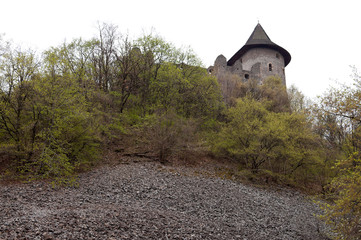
[0,0,360,99]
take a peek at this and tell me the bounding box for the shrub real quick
[319,153,361,239]
[138,111,198,163]
[210,97,323,182]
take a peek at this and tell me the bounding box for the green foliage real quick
[210,97,323,182]
[0,46,39,160]
[287,84,311,114]
[0,23,331,195]
[258,76,290,113]
[0,25,225,185]
[30,51,101,181]
[129,33,223,118]
[316,68,361,239]
[149,63,223,118]
[36,143,76,187]
[217,74,289,112]
[319,153,361,239]
[0,41,101,185]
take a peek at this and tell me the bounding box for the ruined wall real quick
[241,48,286,85]
[210,48,287,85]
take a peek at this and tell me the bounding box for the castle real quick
[208,23,291,85]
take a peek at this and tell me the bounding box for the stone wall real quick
[209,48,286,85]
[241,48,286,85]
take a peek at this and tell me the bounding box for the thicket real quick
[0,23,359,238]
[210,76,327,186]
[215,68,361,239]
[314,68,361,239]
[0,23,224,185]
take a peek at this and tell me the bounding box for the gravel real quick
[0,160,329,239]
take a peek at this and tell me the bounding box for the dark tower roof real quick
[227,23,291,67]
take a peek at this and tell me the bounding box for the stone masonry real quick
[208,23,291,86]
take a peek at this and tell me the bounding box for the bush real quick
[319,153,361,239]
[137,111,198,163]
[210,97,323,183]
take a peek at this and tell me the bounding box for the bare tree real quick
[91,22,118,92]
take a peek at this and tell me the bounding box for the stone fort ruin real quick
[208,23,291,85]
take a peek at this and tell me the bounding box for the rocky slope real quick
[0,160,329,239]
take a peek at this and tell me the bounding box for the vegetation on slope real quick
[0,23,359,239]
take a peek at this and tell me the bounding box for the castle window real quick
[245,74,249,79]
[276,53,280,59]
[268,63,272,71]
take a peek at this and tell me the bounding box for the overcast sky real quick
[0,0,360,99]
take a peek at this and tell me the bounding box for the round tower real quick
[227,24,291,85]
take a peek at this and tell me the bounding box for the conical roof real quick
[227,24,291,66]
[245,23,273,45]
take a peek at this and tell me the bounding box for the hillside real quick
[1,23,360,238]
[0,158,329,239]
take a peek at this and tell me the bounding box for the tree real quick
[317,68,361,239]
[0,40,102,185]
[210,97,321,177]
[236,76,290,113]
[259,76,290,113]
[0,24,224,184]
[148,62,223,119]
[320,153,361,240]
[287,84,312,114]
[133,33,180,113]
[112,41,143,113]
[57,38,97,93]
[91,22,119,92]
[217,75,290,112]
[0,45,40,160]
